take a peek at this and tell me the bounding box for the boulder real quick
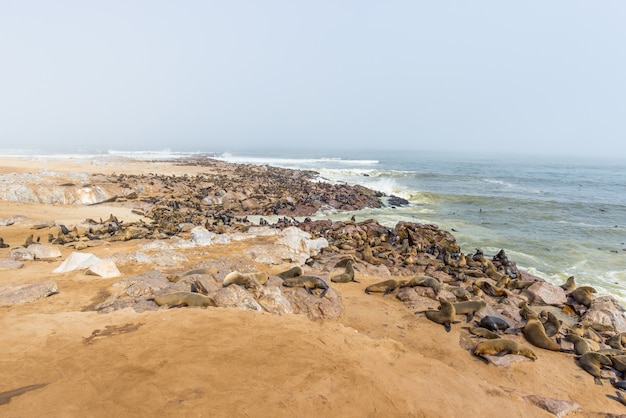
[53,252,100,273]
[86,259,121,278]
[0,281,58,305]
[522,281,567,306]
[212,285,263,312]
[0,258,24,270]
[27,244,62,259]
[282,287,344,321]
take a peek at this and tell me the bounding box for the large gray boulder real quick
[0,281,58,305]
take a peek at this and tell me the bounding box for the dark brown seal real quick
[330,260,358,283]
[453,299,487,322]
[365,279,408,295]
[523,315,561,351]
[577,351,612,385]
[420,298,457,333]
[275,266,304,279]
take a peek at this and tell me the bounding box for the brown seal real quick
[466,326,500,339]
[152,291,217,308]
[331,260,358,283]
[222,271,268,288]
[564,333,595,355]
[403,275,442,296]
[571,286,596,307]
[473,338,537,361]
[540,311,561,337]
[275,266,304,279]
[365,279,408,295]
[522,315,561,351]
[518,301,535,320]
[419,298,457,332]
[560,276,576,291]
[453,299,487,322]
[167,267,219,283]
[577,351,612,385]
[282,275,329,298]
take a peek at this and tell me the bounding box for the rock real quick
[95,297,160,313]
[10,247,34,261]
[212,285,263,312]
[85,259,121,278]
[53,252,101,273]
[583,296,626,333]
[282,287,344,321]
[480,354,534,367]
[0,258,24,270]
[257,285,294,315]
[0,280,58,305]
[274,227,329,265]
[27,244,62,259]
[111,271,171,297]
[190,227,212,246]
[523,395,580,418]
[522,281,567,306]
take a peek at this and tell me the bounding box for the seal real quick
[570,285,597,307]
[478,316,510,332]
[365,279,408,295]
[540,311,561,337]
[444,285,472,301]
[418,297,458,332]
[222,271,268,288]
[403,275,442,296]
[466,326,501,339]
[275,266,304,279]
[453,299,487,322]
[331,259,358,283]
[167,267,219,283]
[473,338,537,361]
[564,333,596,355]
[152,291,217,308]
[560,276,576,291]
[610,355,626,374]
[282,275,329,298]
[577,351,612,385]
[523,315,561,351]
[608,332,626,350]
[518,301,535,320]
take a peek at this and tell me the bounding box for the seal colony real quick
[2,155,626,415]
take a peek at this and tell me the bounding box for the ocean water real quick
[214,149,626,304]
[2,147,625,304]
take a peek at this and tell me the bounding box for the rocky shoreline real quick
[1,156,626,417]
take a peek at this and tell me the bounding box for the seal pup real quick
[478,316,510,332]
[523,315,561,351]
[276,265,304,280]
[518,301,535,320]
[282,275,329,298]
[466,326,501,339]
[577,351,612,385]
[453,299,487,322]
[417,298,458,332]
[330,259,358,283]
[152,291,217,308]
[473,338,537,361]
[540,311,562,337]
[365,279,408,295]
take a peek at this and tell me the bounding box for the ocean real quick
[2,147,625,304]
[213,148,626,304]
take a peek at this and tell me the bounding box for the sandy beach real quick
[1,156,625,418]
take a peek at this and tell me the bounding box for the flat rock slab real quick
[524,395,580,418]
[0,258,24,270]
[0,280,58,305]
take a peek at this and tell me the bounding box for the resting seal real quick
[466,326,501,339]
[560,276,576,291]
[473,338,537,361]
[478,316,510,332]
[331,260,358,283]
[540,311,561,337]
[418,298,458,332]
[282,275,329,298]
[276,266,304,279]
[153,291,217,308]
[223,271,268,287]
[571,286,596,307]
[564,333,597,355]
[167,267,219,283]
[577,351,612,385]
[523,315,561,351]
[403,275,442,296]
[365,279,408,295]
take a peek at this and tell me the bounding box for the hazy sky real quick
[1,1,625,158]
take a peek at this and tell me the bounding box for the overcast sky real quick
[1,1,624,158]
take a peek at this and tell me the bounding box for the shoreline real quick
[1,155,626,417]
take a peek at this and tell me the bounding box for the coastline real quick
[1,155,625,417]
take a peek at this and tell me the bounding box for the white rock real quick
[86,259,121,278]
[53,252,101,273]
